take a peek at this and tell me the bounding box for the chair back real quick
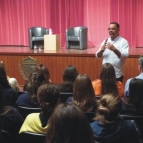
[59,92,73,103]
[85,112,95,123]
[31,27,48,37]
[17,91,27,97]
[19,132,46,143]
[17,106,41,119]
[2,130,13,143]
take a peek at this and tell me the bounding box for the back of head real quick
[46,103,94,143]
[9,78,20,92]
[62,65,78,82]
[100,63,118,95]
[37,83,60,121]
[36,63,50,82]
[0,63,10,88]
[128,78,143,112]
[73,74,96,112]
[138,55,143,71]
[27,70,45,103]
[95,94,122,124]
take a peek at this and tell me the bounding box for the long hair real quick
[125,78,143,114]
[37,83,60,126]
[0,63,11,88]
[27,70,45,104]
[60,65,78,91]
[36,63,50,82]
[100,63,118,95]
[73,74,97,112]
[46,103,94,143]
[95,94,122,124]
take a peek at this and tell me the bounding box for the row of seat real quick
[2,130,46,143]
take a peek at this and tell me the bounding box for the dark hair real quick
[62,65,78,82]
[27,70,45,104]
[0,63,11,88]
[95,94,122,124]
[138,55,143,70]
[100,63,118,95]
[46,103,94,143]
[73,74,97,112]
[36,63,50,82]
[110,22,120,29]
[37,83,60,126]
[126,78,143,114]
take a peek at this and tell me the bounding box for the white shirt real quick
[96,36,129,78]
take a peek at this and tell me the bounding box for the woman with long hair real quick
[92,63,124,98]
[90,94,139,143]
[46,103,94,143]
[57,65,78,92]
[122,78,143,115]
[0,62,17,106]
[67,74,97,112]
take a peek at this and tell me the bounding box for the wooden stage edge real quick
[0,46,141,57]
[0,46,142,87]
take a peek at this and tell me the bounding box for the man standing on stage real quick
[96,22,129,82]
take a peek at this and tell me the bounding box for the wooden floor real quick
[0,46,142,88]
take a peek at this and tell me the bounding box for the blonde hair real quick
[95,94,122,124]
[9,78,20,92]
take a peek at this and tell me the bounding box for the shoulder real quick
[92,79,101,85]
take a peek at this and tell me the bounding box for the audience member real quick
[16,70,45,107]
[45,103,94,143]
[19,83,60,134]
[0,85,23,143]
[57,65,78,92]
[67,74,97,112]
[124,55,143,97]
[23,63,51,91]
[0,62,17,106]
[92,63,124,98]
[90,94,140,143]
[122,78,143,115]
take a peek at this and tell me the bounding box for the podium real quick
[44,34,60,51]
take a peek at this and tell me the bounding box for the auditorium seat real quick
[28,27,48,50]
[19,132,46,143]
[17,106,41,119]
[66,26,88,50]
[59,92,73,103]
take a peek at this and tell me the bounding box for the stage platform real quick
[0,46,142,87]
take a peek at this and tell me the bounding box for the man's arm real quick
[96,39,108,58]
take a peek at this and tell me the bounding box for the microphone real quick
[104,38,108,44]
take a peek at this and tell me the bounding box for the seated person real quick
[45,103,94,143]
[23,63,51,91]
[57,65,78,92]
[16,70,45,108]
[67,74,97,112]
[19,83,60,134]
[92,63,124,98]
[0,62,17,106]
[0,86,23,143]
[121,78,143,135]
[90,94,140,143]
